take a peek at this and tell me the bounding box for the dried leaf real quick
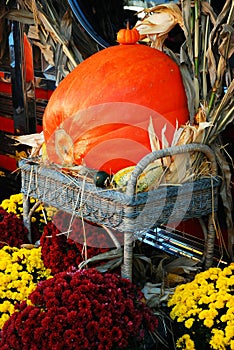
[154,257,167,282]
[95,257,123,273]
[145,3,183,17]
[181,0,194,65]
[164,256,199,274]
[219,24,234,59]
[194,106,207,124]
[175,125,194,146]
[8,132,44,148]
[165,152,192,184]
[192,122,212,144]
[60,9,72,41]
[21,1,80,81]
[161,124,169,150]
[148,33,168,51]
[135,3,183,50]
[147,118,172,169]
[148,116,161,152]
[78,248,123,270]
[171,126,184,147]
[211,144,234,259]
[142,282,162,300]
[201,1,217,25]
[5,9,34,24]
[207,0,233,88]
[205,79,234,142]
[35,41,54,65]
[133,256,149,280]
[206,46,217,87]
[145,288,174,308]
[28,25,40,41]
[136,12,177,35]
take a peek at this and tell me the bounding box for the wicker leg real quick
[23,194,32,242]
[204,214,216,269]
[121,231,133,281]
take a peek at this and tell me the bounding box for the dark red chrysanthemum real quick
[40,214,113,274]
[0,207,29,248]
[0,269,158,349]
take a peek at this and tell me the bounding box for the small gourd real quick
[117,22,140,45]
[112,163,165,193]
[94,171,112,188]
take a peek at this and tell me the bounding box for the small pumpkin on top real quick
[117,22,140,45]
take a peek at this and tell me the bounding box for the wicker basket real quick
[20,161,219,232]
[20,143,221,280]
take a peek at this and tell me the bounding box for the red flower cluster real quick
[53,211,124,249]
[0,207,29,248]
[40,221,83,274]
[0,269,158,350]
[40,212,122,274]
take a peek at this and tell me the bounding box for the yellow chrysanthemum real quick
[226,307,234,319]
[203,317,214,328]
[0,246,52,330]
[176,334,195,350]
[0,193,56,233]
[0,314,10,329]
[168,264,234,349]
[184,318,194,329]
[225,322,234,340]
[0,199,11,210]
[210,329,226,349]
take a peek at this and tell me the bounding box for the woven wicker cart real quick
[20,143,220,281]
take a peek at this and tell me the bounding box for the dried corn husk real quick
[7,132,45,157]
[135,3,184,50]
[148,117,171,168]
[8,132,44,148]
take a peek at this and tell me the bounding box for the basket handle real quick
[125,143,217,197]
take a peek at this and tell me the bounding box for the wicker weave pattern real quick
[20,163,220,233]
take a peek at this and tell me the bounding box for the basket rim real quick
[19,158,221,207]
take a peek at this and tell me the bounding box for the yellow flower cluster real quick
[1,193,57,226]
[168,264,234,350]
[0,246,52,329]
[176,334,195,350]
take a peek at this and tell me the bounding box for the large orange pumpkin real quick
[43,43,189,174]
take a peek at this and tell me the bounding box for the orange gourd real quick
[43,36,189,174]
[117,23,140,45]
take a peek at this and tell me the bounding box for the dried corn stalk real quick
[136,0,234,256]
[3,0,85,84]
